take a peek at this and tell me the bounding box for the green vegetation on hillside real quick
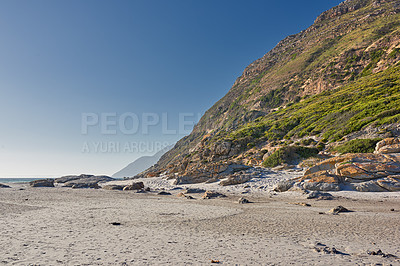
[332,138,382,154]
[262,146,319,167]
[226,64,400,145]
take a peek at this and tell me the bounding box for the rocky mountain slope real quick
[140,0,400,183]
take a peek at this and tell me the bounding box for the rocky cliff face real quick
[140,0,400,183]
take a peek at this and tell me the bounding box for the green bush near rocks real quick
[333,138,382,154]
[262,146,319,168]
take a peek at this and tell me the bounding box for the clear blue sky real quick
[0,0,343,177]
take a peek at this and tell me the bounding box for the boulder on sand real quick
[0,183,11,188]
[71,183,100,189]
[30,179,55,187]
[122,182,144,191]
[202,191,226,199]
[102,185,125,190]
[219,173,251,186]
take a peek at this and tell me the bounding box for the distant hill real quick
[112,145,173,178]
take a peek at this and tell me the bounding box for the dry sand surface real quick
[0,182,400,265]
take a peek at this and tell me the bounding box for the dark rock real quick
[238,197,250,204]
[56,174,114,189]
[71,183,99,189]
[158,191,172,195]
[328,205,351,214]
[29,179,54,187]
[367,249,397,258]
[62,175,114,189]
[313,243,348,255]
[306,191,334,200]
[102,185,125,190]
[184,188,206,194]
[55,174,113,183]
[122,182,145,191]
[110,222,121,226]
[273,180,295,192]
[202,191,226,199]
[0,183,10,188]
[169,187,183,190]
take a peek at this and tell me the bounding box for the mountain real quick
[112,145,173,178]
[139,0,400,183]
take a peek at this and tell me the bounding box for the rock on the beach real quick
[313,244,342,254]
[306,191,334,200]
[202,191,226,199]
[55,174,113,184]
[71,183,100,189]
[30,179,55,187]
[328,206,351,214]
[157,191,172,195]
[102,185,125,190]
[176,192,194,199]
[57,174,114,188]
[0,183,11,188]
[273,180,295,192]
[183,188,206,194]
[238,197,250,204]
[219,173,251,186]
[122,182,144,191]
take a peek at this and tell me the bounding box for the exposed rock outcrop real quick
[172,163,250,185]
[276,138,400,192]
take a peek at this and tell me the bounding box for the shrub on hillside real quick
[262,145,319,168]
[332,138,382,154]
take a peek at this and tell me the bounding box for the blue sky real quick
[0,0,342,177]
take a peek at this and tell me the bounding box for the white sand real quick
[0,178,399,265]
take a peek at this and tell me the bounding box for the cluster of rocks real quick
[275,138,400,192]
[102,182,146,191]
[54,174,114,189]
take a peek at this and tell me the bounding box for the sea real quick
[0,176,55,183]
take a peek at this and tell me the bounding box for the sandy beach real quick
[1,178,399,265]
